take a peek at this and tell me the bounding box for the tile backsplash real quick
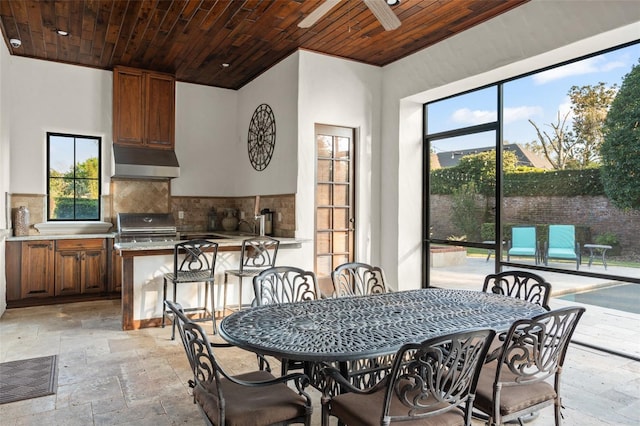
[171,193,295,238]
[10,180,296,238]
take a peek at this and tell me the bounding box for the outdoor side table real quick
[583,244,613,270]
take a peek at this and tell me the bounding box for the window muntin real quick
[427,86,497,135]
[47,133,101,221]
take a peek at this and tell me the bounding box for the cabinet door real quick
[113,67,145,146]
[82,250,106,293]
[21,241,54,298]
[55,251,82,296]
[146,72,175,149]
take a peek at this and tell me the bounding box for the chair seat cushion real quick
[194,370,308,426]
[330,385,465,425]
[164,270,214,282]
[474,361,557,417]
[547,248,577,259]
[508,248,536,256]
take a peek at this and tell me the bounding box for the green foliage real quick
[594,232,619,246]
[569,82,618,167]
[502,168,604,196]
[52,198,99,220]
[450,182,482,241]
[432,167,604,196]
[481,223,495,241]
[601,60,640,210]
[431,150,520,196]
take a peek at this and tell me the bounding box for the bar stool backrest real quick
[173,239,218,279]
[238,236,279,273]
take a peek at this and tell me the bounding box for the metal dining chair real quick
[482,270,552,310]
[329,262,393,391]
[473,306,586,426]
[321,328,496,426]
[253,266,320,375]
[222,236,279,315]
[330,262,389,297]
[165,300,313,426]
[162,239,218,340]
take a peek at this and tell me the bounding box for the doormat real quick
[0,355,58,404]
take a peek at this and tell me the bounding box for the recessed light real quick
[386,0,400,5]
[222,63,230,68]
[56,29,69,36]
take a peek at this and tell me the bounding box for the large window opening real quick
[47,132,101,221]
[424,41,640,294]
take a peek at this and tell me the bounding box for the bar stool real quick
[222,236,279,314]
[163,239,218,340]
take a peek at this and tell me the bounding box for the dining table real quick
[218,288,547,389]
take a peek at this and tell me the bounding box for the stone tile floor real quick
[0,298,638,425]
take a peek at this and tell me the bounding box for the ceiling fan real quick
[298,0,401,31]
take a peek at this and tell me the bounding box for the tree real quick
[568,83,617,167]
[528,112,578,170]
[456,149,519,195]
[528,83,616,169]
[601,60,640,210]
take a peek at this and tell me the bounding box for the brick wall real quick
[430,195,640,256]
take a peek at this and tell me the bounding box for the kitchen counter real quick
[115,234,309,330]
[114,234,303,253]
[7,233,117,241]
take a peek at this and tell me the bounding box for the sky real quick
[427,42,640,153]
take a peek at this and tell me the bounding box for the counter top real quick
[7,233,117,242]
[114,235,308,252]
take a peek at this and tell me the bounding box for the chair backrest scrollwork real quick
[331,262,388,297]
[253,266,320,306]
[482,270,551,310]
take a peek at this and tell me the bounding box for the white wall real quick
[236,53,299,196]
[172,82,238,196]
[8,58,112,194]
[298,51,383,268]
[380,0,640,290]
[0,39,10,315]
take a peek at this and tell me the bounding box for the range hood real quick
[111,145,180,179]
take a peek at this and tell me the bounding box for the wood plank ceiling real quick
[0,0,528,90]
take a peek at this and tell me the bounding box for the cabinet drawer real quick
[56,238,105,251]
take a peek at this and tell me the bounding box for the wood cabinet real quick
[55,239,106,295]
[20,240,55,298]
[5,238,111,306]
[113,66,175,149]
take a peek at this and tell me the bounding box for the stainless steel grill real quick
[116,213,177,243]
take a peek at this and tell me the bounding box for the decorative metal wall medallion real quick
[247,103,276,171]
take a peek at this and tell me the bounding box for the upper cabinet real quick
[113,66,175,149]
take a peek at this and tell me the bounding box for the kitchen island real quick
[114,234,306,330]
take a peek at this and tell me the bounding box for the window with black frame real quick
[425,41,640,289]
[47,132,101,221]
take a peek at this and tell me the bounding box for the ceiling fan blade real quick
[364,0,401,31]
[298,0,343,28]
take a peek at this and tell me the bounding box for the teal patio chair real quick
[545,224,581,269]
[507,226,539,264]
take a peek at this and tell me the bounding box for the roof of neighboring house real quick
[433,144,553,169]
